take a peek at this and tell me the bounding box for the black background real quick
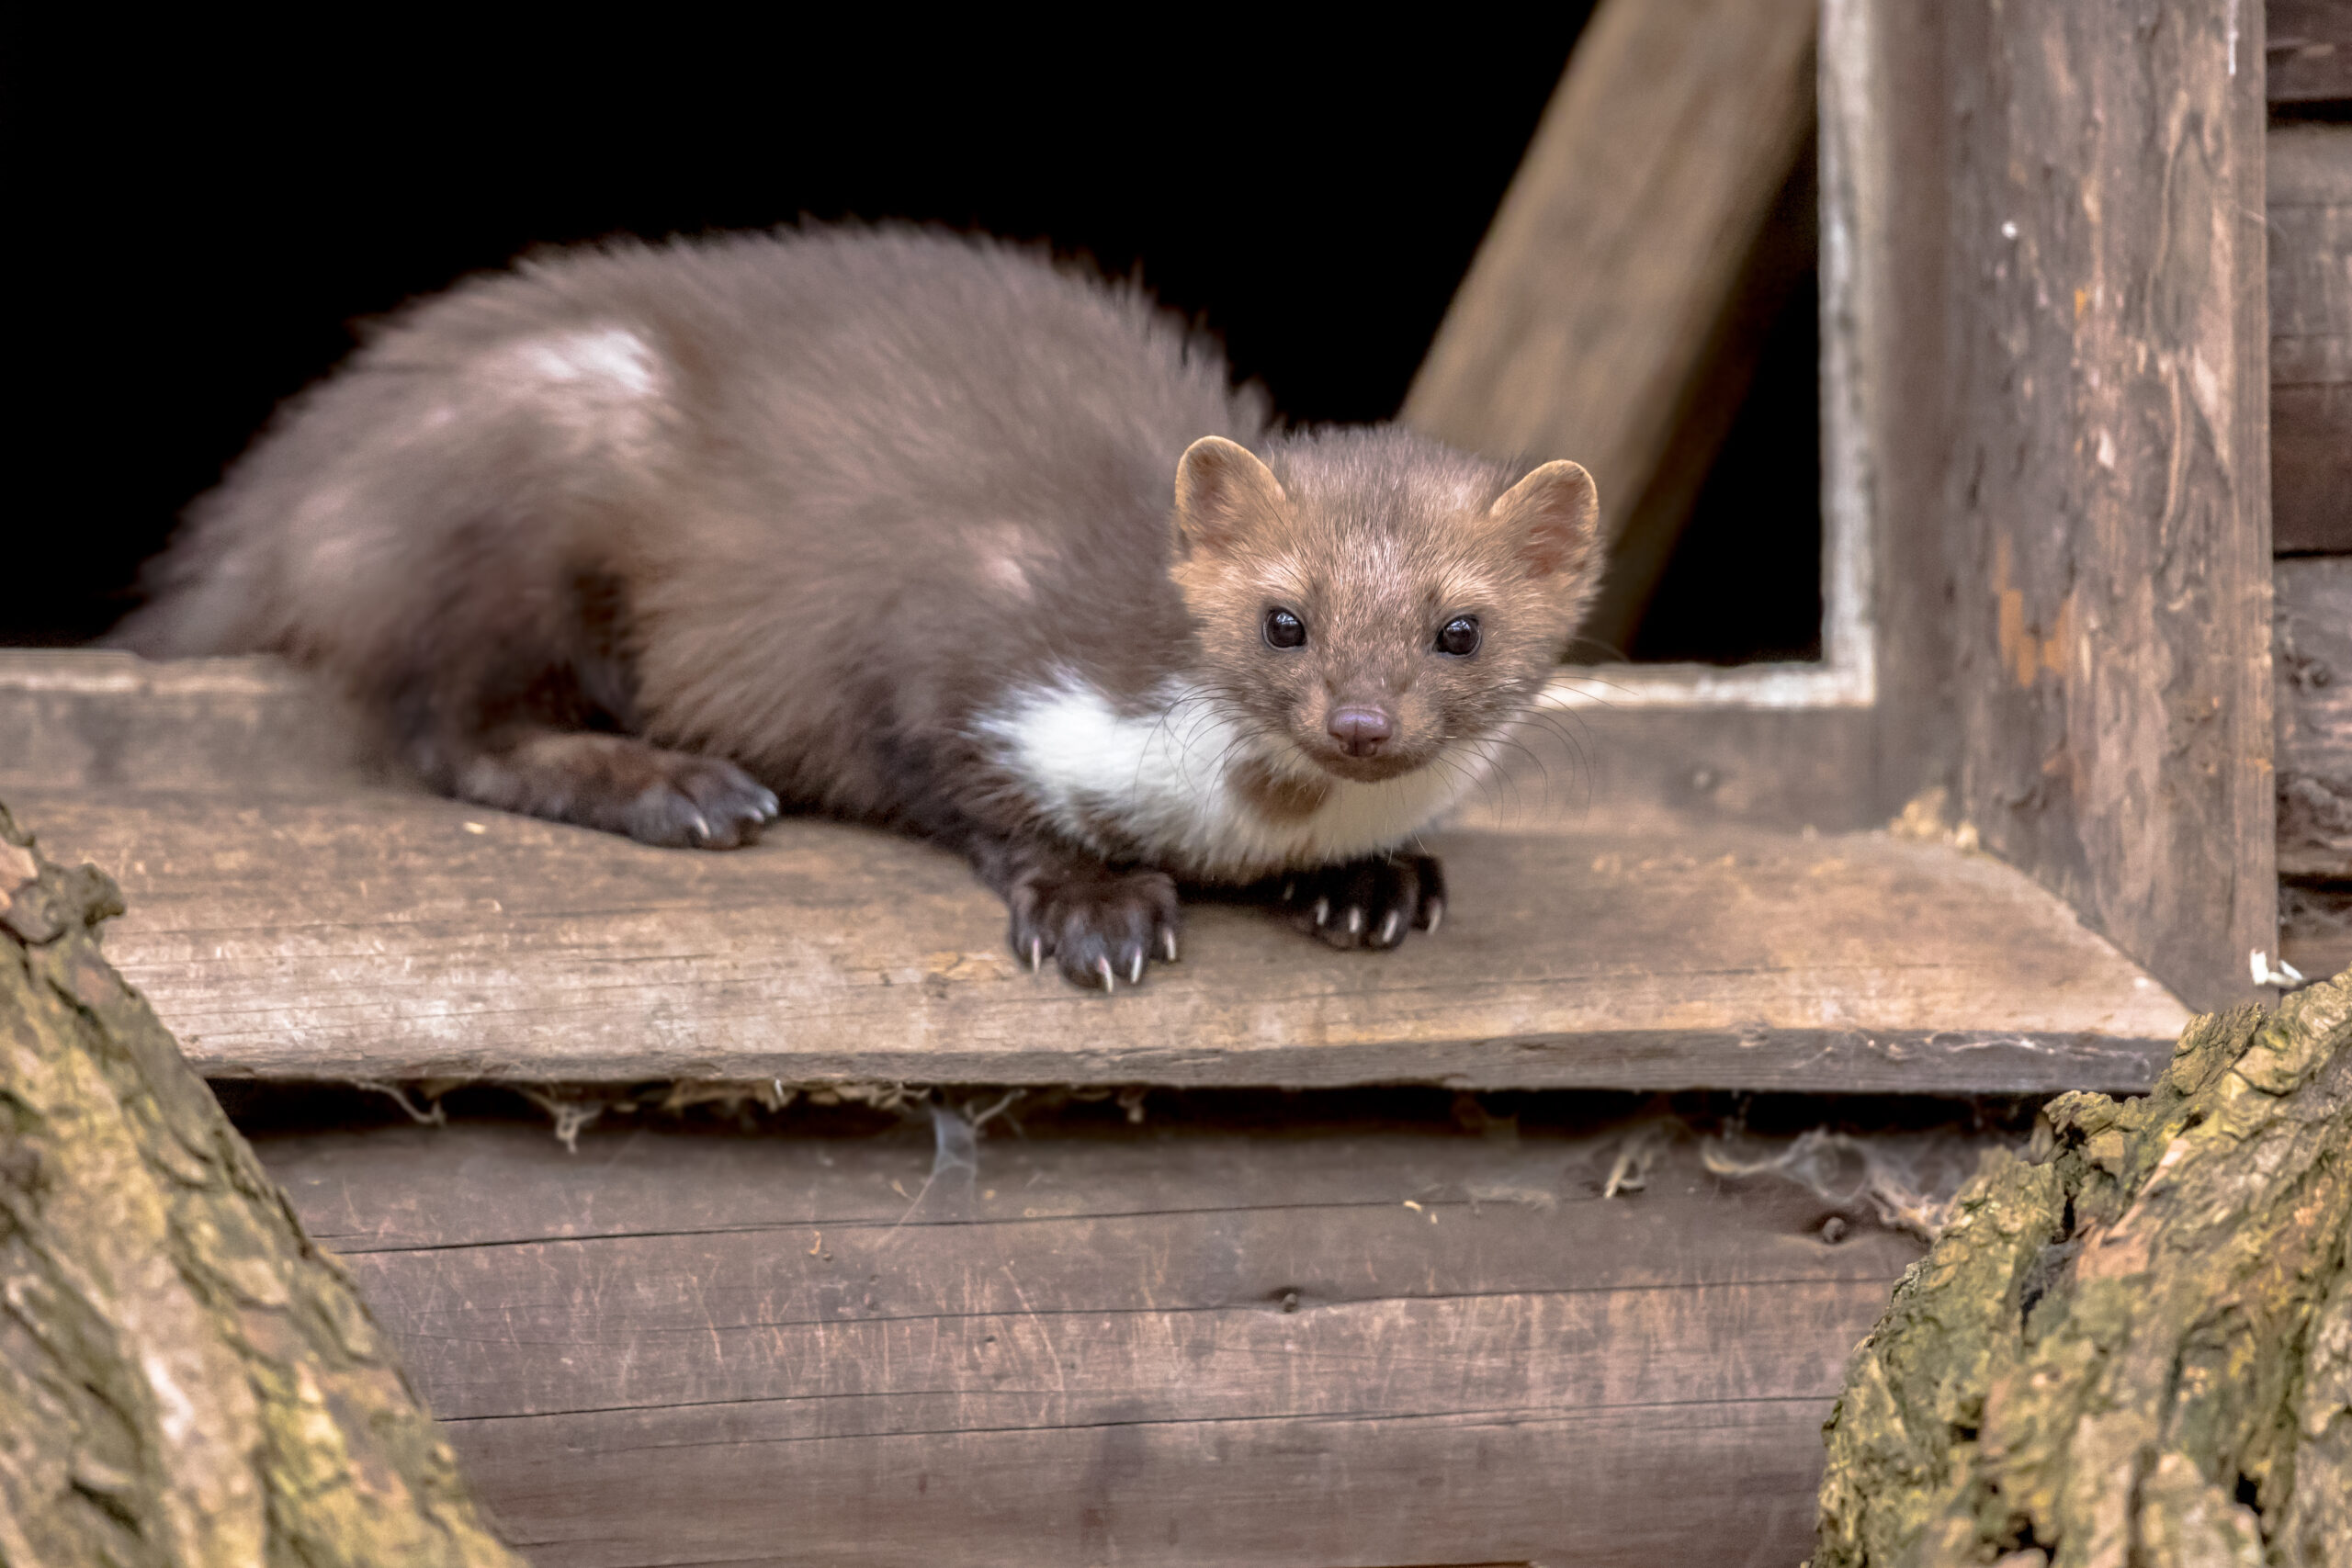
[7,12,1817,660]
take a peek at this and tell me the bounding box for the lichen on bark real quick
[0,800,521,1568]
[1812,974,2352,1568]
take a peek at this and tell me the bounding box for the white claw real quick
[1160,929,1179,962]
[1424,900,1444,935]
[1029,938,1043,973]
[1129,952,1144,984]
[1313,897,1330,927]
[1378,910,1401,945]
[1097,957,1116,992]
[687,810,712,840]
[1346,908,1363,935]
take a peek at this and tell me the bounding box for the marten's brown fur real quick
[117,228,1601,989]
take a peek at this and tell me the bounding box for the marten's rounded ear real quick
[1487,460,1600,581]
[1174,436,1287,559]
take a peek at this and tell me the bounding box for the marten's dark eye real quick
[1436,615,1481,657]
[1263,607,1306,649]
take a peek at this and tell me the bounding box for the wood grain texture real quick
[3,787,2188,1093]
[2268,0,2352,102]
[252,1116,1931,1567]
[1400,0,1815,536]
[2277,558,2352,877]
[2270,123,2352,554]
[1945,0,2276,1010]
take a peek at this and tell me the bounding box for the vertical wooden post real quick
[1945,1,2276,1010]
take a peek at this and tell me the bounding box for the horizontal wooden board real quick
[2270,123,2352,554]
[1,650,1899,833]
[253,1117,1929,1566]
[0,650,390,795]
[461,1397,1834,1568]
[2278,558,2352,878]
[6,785,2188,1093]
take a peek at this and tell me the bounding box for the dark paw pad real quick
[1009,866,1182,992]
[1278,853,1446,951]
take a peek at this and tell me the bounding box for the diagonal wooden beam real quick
[1402,0,1817,617]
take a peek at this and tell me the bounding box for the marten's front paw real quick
[1280,853,1446,951]
[1008,865,1182,992]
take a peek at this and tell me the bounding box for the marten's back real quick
[118,229,1270,808]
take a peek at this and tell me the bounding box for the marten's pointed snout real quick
[1327,705,1396,758]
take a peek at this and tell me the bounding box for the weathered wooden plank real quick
[2278,558,2352,878]
[460,1399,1832,1568]
[2268,0,2352,102]
[6,788,2188,1091]
[1945,1,2276,1010]
[276,1134,1917,1426]
[2270,123,2352,554]
[3,650,1899,833]
[259,1115,1920,1260]
[252,1118,1926,1567]
[1401,0,1815,543]
[1457,687,1886,834]
[0,651,385,795]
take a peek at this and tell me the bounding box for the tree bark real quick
[0,799,520,1568]
[1812,975,2352,1568]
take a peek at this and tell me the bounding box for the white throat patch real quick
[974,671,1502,879]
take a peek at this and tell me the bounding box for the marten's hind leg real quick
[379,563,779,851]
[454,729,779,848]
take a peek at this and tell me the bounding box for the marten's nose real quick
[1327,705,1395,757]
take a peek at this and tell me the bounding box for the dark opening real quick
[9,10,1821,667]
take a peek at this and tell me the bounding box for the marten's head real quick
[1170,428,1601,787]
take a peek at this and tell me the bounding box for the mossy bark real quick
[1813,975,2352,1568]
[0,801,521,1568]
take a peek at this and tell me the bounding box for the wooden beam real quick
[251,1114,1932,1567]
[1944,1,2276,1010]
[1400,0,1816,555]
[2270,123,2352,555]
[2,784,2188,1094]
[2278,558,2352,878]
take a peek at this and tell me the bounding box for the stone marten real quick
[116,228,1602,990]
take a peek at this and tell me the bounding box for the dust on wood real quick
[1810,976,2352,1568]
[0,803,519,1568]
